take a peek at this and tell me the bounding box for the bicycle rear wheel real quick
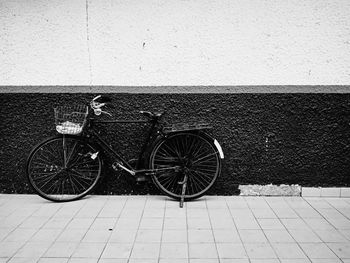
[26,135,102,202]
[149,132,221,201]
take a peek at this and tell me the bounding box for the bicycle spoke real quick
[27,137,101,202]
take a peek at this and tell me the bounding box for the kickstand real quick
[178,174,188,208]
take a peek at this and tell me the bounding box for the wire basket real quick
[54,105,88,135]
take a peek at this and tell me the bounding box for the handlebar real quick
[90,95,112,116]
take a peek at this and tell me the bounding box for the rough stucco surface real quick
[1,0,350,85]
[0,93,349,195]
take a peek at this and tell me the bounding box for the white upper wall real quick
[0,0,350,86]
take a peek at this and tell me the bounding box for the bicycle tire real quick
[149,132,221,201]
[26,135,102,202]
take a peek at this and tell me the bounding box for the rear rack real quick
[163,123,212,134]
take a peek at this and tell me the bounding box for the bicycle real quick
[26,95,224,207]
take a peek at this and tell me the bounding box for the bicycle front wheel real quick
[26,135,102,202]
[149,132,221,201]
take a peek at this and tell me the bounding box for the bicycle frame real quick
[85,116,179,177]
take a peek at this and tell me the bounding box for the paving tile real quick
[139,218,163,229]
[258,219,285,230]
[0,216,19,228]
[119,209,143,219]
[299,243,338,259]
[184,208,206,219]
[188,230,214,243]
[75,206,103,218]
[56,228,87,242]
[187,217,211,229]
[130,243,160,259]
[43,217,71,229]
[244,243,277,259]
[264,229,295,243]
[271,243,307,259]
[144,198,166,210]
[33,206,62,217]
[159,259,189,263]
[208,209,232,219]
[250,260,280,263]
[264,197,289,209]
[285,198,311,209]
[212,229,241,243]
[0,241,25,257]
[128,259,158,263]
[0,228,12,241]
[309,259,342,263]
[44,242,78,257]
[313,229,348,242]
[160,243,188,259]
[37,258,69,263]
[304,198,332,209]
[143,208,165,218]
[326,242,350,258]
[162,230,187,243]
[101,242,133,259]
[281,219,310,230]
[115,218,140,229]
[66,218,94,229]
[327,218,350,229]
[97,205,123,217]
[4,228,37,242]
[229,209,254,218]
[316,209,345,220]
[206,198,228,209]
[217,243,247,259]
[109,229,137,243]
[18,216,50,229]
[72,242,105,258]
[279,259,311,263]
[245,197,270,209]
[68,259,100,263]
[82,229,111,242]
[186,201,207,209]
[165,208,187,218]
[272,208,299,219]
[251,208,277,218]
[188,243,218,259]
[164,218,187,229]
[135,229,162,243]
[293,208,322,218]
[288,229,322,243]
[215,259,246,263]
[90,218,117,230]
[124,196,146,210]
[13,241,51,258]
[341,229,350,240]
[98,259,128,263]
[234,218,260,230]
[30,228,63,242]
[239,230,267,243]
[225,197,249,209]
[7,258,39,263]
[303,218,335,230]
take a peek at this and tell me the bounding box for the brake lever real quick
[94,108,112,116]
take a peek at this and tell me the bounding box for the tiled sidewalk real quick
[0,194,350,263]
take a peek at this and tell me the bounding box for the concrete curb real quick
[239,185,350,197]
[301,187,350,197]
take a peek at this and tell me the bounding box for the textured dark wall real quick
[1,93,350,195]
